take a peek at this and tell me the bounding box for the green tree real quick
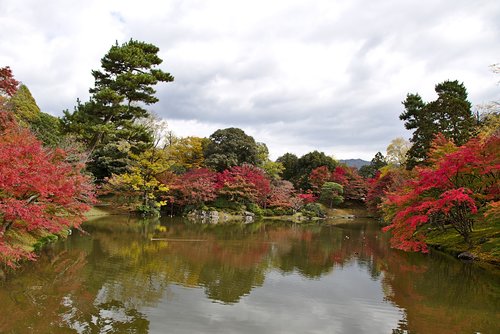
[359,152,387,178]
[400,80,475,169]
[106,120,170,216]
[9,84,61,146]
[291,151,337,190]
[319,182,343,208]
[256,142,284,179]
[276,153,299,181]
[62,39,174,178]
[203,127,260,171]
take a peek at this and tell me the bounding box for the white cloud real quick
[0,0,498,160]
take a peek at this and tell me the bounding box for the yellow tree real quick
[386,137,411,167]
[168,136,208,172]
[107,120,170,215]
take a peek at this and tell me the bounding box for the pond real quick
[0,215,498,333]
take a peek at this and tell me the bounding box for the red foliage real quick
[0,66,19,97]
[310,165,367,201]
[298,192,317,204]
[331,166,348,186]
[0,114,94,267]
[216,165,271,206]
[174,168,218,206]
[366,169,410,214]
[341,167,367,201]
[382,134,500,252]
[267,180,298,209]
[309,166,331,193]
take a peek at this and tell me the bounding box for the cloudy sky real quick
[1,0,499,160]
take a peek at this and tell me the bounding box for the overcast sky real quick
[1,0,499,160]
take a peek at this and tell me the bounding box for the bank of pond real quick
[0,214,498,333]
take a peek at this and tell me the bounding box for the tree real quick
[0,111,94,267]
[256,142,284,180]
[106,121,170,215]
[216,165,271,207]
[267,180,299,210]
[174,168,218,207]
[382,134,499,252]
[386,137,411,166]
[0,66,19,97]
[276,153,299,181]
[294,151,337,190]
[359,152,387,178]
[309,166,331,193]
[204,128,260,171]
[9,84,61,146]
[365,167,412,215]
[341,167,368,201]
[400,80,476,169]
[319,182,343,208]
[167,136,208,173]
[62,39,174,178]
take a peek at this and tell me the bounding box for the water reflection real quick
[0,216,498,333]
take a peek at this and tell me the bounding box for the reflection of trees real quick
[3,216,498,334]
[271,226,342,278]
[362,228,500,334]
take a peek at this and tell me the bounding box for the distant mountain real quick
[339,159,370,169]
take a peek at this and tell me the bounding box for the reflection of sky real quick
[143,260,403,334]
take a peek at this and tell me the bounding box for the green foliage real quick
[32,234,59,252]
[246,203,264,216]
[62,39,173,178]
[204,127,260,171]
[211,197,245,212]
[106,145,170,216]
[8,84,61,146]
[9,84,40,124]
[279,151,337,189]
[359,152,387,178]
[319,182,344,208]
[301,203,326,218]
[276,152,299,181]
[400,80,476,169]
[256,142,284,179]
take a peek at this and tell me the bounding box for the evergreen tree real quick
[359,152,387,178]
[62,39,174,178]
[400,80,475,169]
[203,127,260,172]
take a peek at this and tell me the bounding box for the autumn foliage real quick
[308,165,367,201]
[0,111,94,267]
[0,66,19,97]
[174,168,218,206]
[216,164,271,206]
[381,134,499,252]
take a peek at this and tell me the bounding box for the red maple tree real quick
[0,111,94,267]
[382,134,499,252]
[174,168,218,206]
[216,164,271,206]
[0,66,19,97]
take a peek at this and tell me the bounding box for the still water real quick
[1,215,498,333]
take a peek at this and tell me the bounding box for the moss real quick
[425,220,500,266]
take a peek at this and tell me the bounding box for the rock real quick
[458,252,477,261]
[244,211,255,217]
